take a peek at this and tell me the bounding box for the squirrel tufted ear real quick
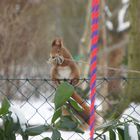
[52,38,63,48]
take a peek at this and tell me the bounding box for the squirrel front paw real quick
[70,78,79,86]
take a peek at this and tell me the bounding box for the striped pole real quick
[90,0,100,139]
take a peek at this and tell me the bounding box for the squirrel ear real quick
[59,39,63,47]
[51,39,56,47]
[52,38,63,48]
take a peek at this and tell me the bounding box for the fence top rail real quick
[0,77,140,81]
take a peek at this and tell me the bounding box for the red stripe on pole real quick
[90,0,100,139]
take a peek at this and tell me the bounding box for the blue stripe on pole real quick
[91,18,99,25]
[91,93,96,104]
[91,81,96,91]
[91,44,98,52]
[90,121,95,131]
[91,5,99,12]
[91,30,99,38]
[90,68,97,79]
[90,107,95,117]
[90,56,97,65]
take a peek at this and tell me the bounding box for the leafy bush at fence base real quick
[95,116,140,140]
[0,82,140,140]
[0,98,60,140]
[52,82,84,133]
[0,82,85,140]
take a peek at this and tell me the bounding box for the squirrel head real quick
[49,38,72,66]
[51,38,63,58]
[49,38,64,65]
[52,38,63,48]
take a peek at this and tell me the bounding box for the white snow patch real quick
[105,6,112,17]
[9,106,27,132]
[106,20,114,31]
[0,118,3,127]
[129,124,138,140]
[117,3,130,32]
[123,103,140,120]
[122,0,129,4]
[9,99,140,140]
[88,98,102,111]
[12,99,54,125]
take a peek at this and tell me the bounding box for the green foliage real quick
[117,128,124,140]
[124,124,131,140]
[52,82,85,136]
[95,116,140,140]
[0,82,85,140]
[69,98,83,112]
[136,123,140,139]
[0,98,29,140]
[54,82,74,109]
[109,129,116,140]
[75,86,90,100]
[51,129,62,140]
[42,138,51,140]
[0,98,54,140]
[0,98,10,116]
[25,125,50,136]
[51,108,62,124]
[55,116,78,130]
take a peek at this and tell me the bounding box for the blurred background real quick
[0,0,131,79]
[0,0,87,79]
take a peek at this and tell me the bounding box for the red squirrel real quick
[49,38,80,86]
[49,38,90,128]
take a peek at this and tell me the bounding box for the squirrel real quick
[48,38,90,130]
[49,38,80,86]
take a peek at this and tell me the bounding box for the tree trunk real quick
[112,0,140,118]
[97,0,109,118]
[127,0,140,102]
[78,0,91,78]
[109,0,140,118]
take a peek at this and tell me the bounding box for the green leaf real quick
[54,82,74,110]
[51,108,62,124]
[25,125,50,136]
[55,116,77,130]
[96,120,118,131]
[109,129,116,140]
[124,124,131,140]
[69,98,83,112]
[117,128,124,140]
[0,98,10,115]
[42,137,51,140]
[0,129,4,139]
[4,116,16,139]
[21,134,28,140]
[136,123,140,140]
[74,127,84,134]
[51,129,61,140]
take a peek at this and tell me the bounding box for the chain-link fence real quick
[0,77,140,140]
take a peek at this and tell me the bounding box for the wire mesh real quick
[0,77,140,140]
